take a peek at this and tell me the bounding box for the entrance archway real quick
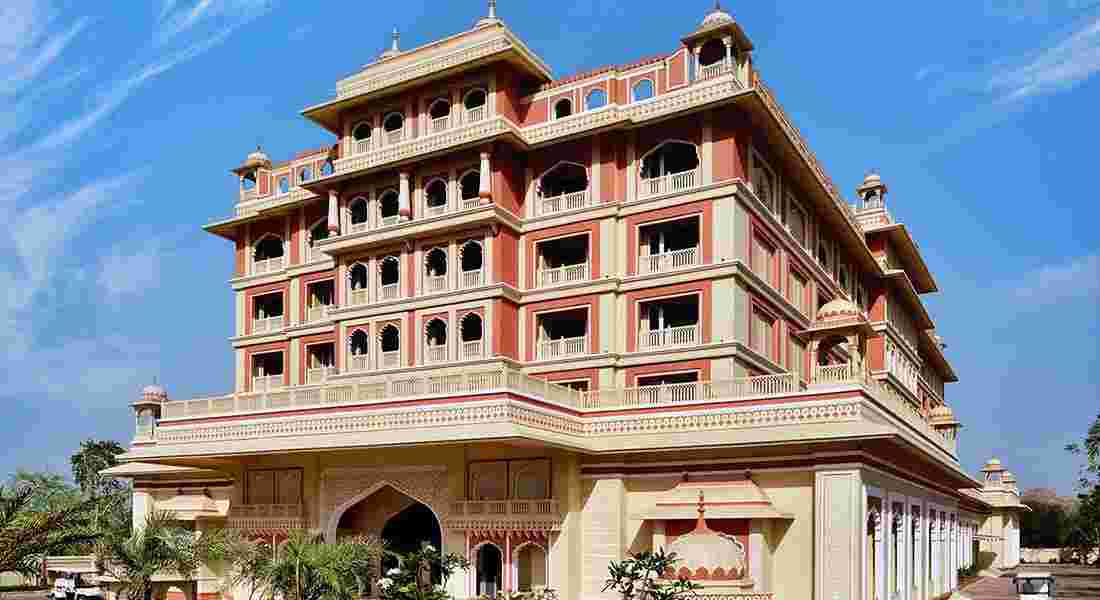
[475,543,503,597]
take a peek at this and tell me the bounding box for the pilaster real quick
[814,469,862,600]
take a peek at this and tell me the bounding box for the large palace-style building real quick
[108,3,1027,600]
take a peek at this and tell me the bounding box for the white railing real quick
[465,106,486,123]
[697,62,730,81]
[240,188,257,202]
[386,129,403,145]
[425,345,448,364]
[425,275,448,293]
[461,269,484,289]
[537,336,587,360]
[348,354,370,372]
[452,499,559,517]
[539,190,590,215]
[537,263,588,287]
[639,169,698,199]
[461,196,481,210]
[252,316,284,334]
[349,221,369,234]
[581,373,797,409]
[461,340,483,360]
[306,305,332,323]
[424,203,447,217]
[379,283,400,300]
[430,115,449,133]
[639,324,699,349]
[349,288,369,306]
[639,246,699,274]
[380,351,400,369]
[251,375,284,392]
[814,363,855,385]
[252,256,285,275]
[306,245,329,263]
[380,214,400,227]
[355,139,371,155]
[306,367,337,384]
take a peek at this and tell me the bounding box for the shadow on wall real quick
[977,551,997,571]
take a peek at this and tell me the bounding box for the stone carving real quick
[665,492,747,581]
[320,465,450,542]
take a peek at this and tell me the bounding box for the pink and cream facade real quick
[113,5,1025,600]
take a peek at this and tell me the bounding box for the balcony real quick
[466,105,486,123]
[424,345,448,364]
[640,324,699,349]
[252,256,285,275]
[348,288,369,306]
[385,129,403,145]
[461,269,484,289]
[251,375,284,392]
[537,263,588,287]
[380,214,401,227]
[537,336,587,360]
[461,339,484,360]
[306,245,330,263]
[430,115,450,133]
[639,246,699,275]
[539,190,590,216]
[252,315,284,334]
[425,274,448,294]
[306,304,333,323]
[697,62,732,81]
[451,498,558,517]
[379,283,400,300]
[639,169,698,199]
[227,504,305,529]
[306,366,337,384]
[380,350,400,369]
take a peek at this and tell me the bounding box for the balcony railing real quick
[430,115,449,133]
[306,305,332,323]
[349,288,369,306]
[697,62,731,81]
[461,339,483,360]
[465,106,486,123]
[461,269,484,289]
[425,345,448,364]
[425,275,448,294]
[639,324,699,349]
[306,245,329,263]
[460,196,481,210]
[537,262,588,287]
[538,190,590,216]
[379,283,400,300]
[424,203,447,217]
[581,373,797,409]
[306,366,337,384]
[228,504,304,521]
[639,169,698,199]
[252,316,284,334]
[355,139,371,155]
[349,221,369,234]
[385,129,403,145]
[349,354,369,372]
[251,375,284,392]
[537,336,587,360]
[380,350,400,369]
[639,246,699,274]
[252,256,285,275]
[380,214,401,227]
[451,498,558,517]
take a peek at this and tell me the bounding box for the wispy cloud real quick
[1013,253,1100,305]
[989,17,1100,102]
[156,0,273,43]
[98,238,166,302]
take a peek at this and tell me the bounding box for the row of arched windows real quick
[350,89,489,149]
[344,312,485,368]
[550,79,656,120]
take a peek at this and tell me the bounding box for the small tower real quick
[980,457,1006,488]
[132,382,167,441]
[231,146,271,202]
[475,0,503,28]
[379,28,402,61]
[929,404,961,448]
[681,2,754,86]
[853,170,893,228]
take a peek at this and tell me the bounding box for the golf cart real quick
[1013,572,1055,599]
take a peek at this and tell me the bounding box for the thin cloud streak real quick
[989,16,1100,102]
[1013,253,1100,305]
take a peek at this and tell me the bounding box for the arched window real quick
[349,196,369,231]
[475,544,503,598]
[352,122,372,153]
[585,89,607,110]
[383,112,404,143]
[424,318,448,363]
[428,99,450,132]
[378,189,400,226]
[379,255,400,299]
[321,160,334,177]
[553,98,572,119]
[308,219,328,262]
[424,178,447,215]
[460,313,483,359]
[349,330,370,371]
[299,166,313,183]
[241,172,256,190]
[514,543,547,592]
[460,240,484,288]
[424,248,448,293]
[254,235,284,261]
[699,38,726,69]
[459,171,480,205]
[379,324,400,368]
[348,263,369,305]
[278,175,289,194]
[639,142,700,196]
[464,88,487,122]
[632,79,654,102]
[538,162,588,201]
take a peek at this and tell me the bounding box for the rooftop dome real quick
[862,170,882,186]
[701,1,735,28]
[1003,471,1017,483]
[240,146,271,170]
[816,297,862,322]
[929,405,954,419]
[140,382,168,404]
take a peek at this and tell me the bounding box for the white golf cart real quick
[1013,572,1056,599]
[50,572,103,600]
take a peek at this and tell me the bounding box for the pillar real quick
[692,45,701,81]
[723,36,733,71]
[749,519,766,592]
[479,151,492,203]
[814,470,862,600]
[398,172,411,219]
[327,190,339,233]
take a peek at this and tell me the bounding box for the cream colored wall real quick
[756,471,813,600]
[579,477,624,600]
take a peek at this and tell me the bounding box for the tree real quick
[8,470,81,512]
[70,439,127,499]
[1066,411,1100,489]
[1065,412,1100,565]
[603,548,700,600]
[0,482,99,577]
[1020,489,1075,548]
[375,541,469,600]
[95,512,217,600]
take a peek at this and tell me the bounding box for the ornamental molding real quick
[319,464,451,543]
[444,516,563,532]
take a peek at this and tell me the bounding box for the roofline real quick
[865,222,939,293]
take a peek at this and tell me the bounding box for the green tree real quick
[1065,412,1100,565]
[70,439,127,499]
[0,482,99,577]
[375,541,469,600]
[95,512,217,600]
[603,548,700,600]
[1066,411,1100,489]
[8,470,81,512]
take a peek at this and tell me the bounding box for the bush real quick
[604,548,700,600]
[376,542,468,600]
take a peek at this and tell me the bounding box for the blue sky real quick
[1,1,1096,495]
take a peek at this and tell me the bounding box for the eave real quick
[883,269,935,330]
[919,330,959,383]
[865,222,938,293]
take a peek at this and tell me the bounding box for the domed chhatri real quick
[701,1,735,28]
[815,297,863,322]
[242,146,271,169]
[141,383,167,402]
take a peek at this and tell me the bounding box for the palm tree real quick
[0,482,99,578]
[95,512,216,600]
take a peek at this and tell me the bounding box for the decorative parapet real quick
[226,504,306,532]
[235,188,318,217]
[446,499,563,532]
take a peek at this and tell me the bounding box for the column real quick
[814,470,862,600]
[749,519,766,592]
[327,190,339,233]
[479,151,492,203]
[692,45,701,81]
[398,172,411,220]
[723,36,733,71]
[504,533,512,593]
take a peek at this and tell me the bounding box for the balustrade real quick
[379,283,400,300]
[380,215,401,227]
[430,115,449,133]
[461,269,484,289]
[251,375,284,392]
[306,367,337,384]
[465,106,486,123]
[639,169,698,199]
[639,324,699,349]
[461,197,482,210]
[252,256,285,275]
[425,275,448,293]
[380,351,400,369]
[349,288,369,306]
[538,190,589,215]
[355,139,371,155]
[349,355,369,372]
[451,498,558,517]
[461,340,483,360]
[425,345,448,364]
[252,316,284,334]
[537,263,588,287]
[424,203,447,217]
[639,246,698,274]
[697,62,731,81]
[537,336,587,360]
[385,130,403,145]
[306,305,331,323]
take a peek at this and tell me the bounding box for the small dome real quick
[862,171,882,186]
[141,383,168,402]
[929,405,956,422]
[701,2,735,28]
[816,297,862,322]
[240,146,271,170]
[989,457,1001,465]
[1003,471,1017,482]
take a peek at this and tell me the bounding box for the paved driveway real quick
[963,565,1100,599]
